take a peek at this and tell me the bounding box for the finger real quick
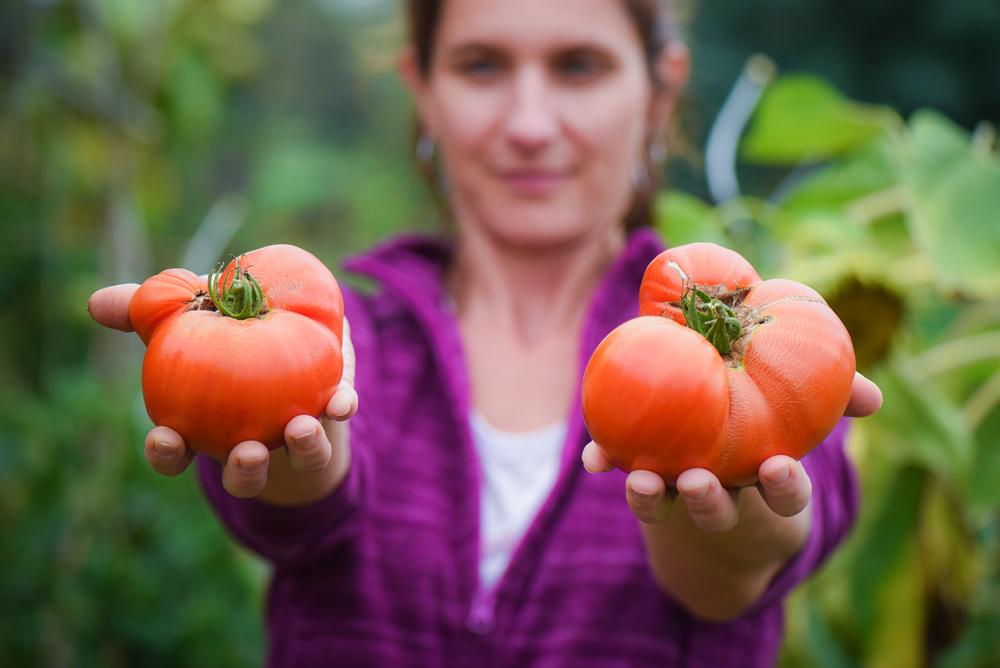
[581,441,615,473]
[844,371,883,417]
[326,386,358,421]
[284,415,333,473]
[143,425,196,476]
[87,284,139,331]
[325,316,359,421]
[676,469,740,533]
[339,316,356,387]
[222,441,270,497]
[626,470,673,523]
[756,456,812,517]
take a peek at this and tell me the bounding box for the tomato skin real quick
[582,317,730,479]
[129,269,207,346]
[582,243,855,487]
[129,244,344,459]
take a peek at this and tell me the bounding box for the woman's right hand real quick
[87,283,358,504]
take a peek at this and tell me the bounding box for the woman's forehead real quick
[434,0,640,52]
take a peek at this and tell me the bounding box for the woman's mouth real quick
[499,169,568,197]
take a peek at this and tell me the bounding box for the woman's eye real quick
[457,56,503,78]
[466,60,494,74]
[554,52,609,80]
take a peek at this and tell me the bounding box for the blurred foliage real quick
[1,0,431,665]
[656,70,999,667]
[1,0,998,666]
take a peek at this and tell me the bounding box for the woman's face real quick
[405,0,680,252]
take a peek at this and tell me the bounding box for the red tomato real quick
[581,242,855,487]
[128,245,344,459]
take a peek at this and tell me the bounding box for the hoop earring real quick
[630,161,650,190]
[649,141,668,165]
[416,134,436,164]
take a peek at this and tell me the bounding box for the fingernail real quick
[764,466,790,485]
[291,427,316,444]
[683,484,710,501]
[236,456,263,471]
[329,398,349,417]
[153,441,174,459]
[337,389,359,416]
[631,481,659,498]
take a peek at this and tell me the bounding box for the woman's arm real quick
[583,372,881,622]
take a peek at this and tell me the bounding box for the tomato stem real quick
[681,287,742,356]
[207,256,267,319]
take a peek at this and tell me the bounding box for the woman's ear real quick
[649,41,691,141]
[397,46,437,138]
[658,41,691,98]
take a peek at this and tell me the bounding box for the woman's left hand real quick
[582,371,883,533]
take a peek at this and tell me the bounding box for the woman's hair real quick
[405,0,681,231]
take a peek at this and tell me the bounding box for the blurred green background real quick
[1,0,998,666]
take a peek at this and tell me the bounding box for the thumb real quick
[87,284,139,332]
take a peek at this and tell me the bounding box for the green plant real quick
[655,67,1000,667]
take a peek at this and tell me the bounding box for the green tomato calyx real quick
[680,287,744,356]
[207,256,268,319]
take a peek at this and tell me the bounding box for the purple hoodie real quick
[197,227,858,668]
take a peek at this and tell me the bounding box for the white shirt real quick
[469,410,568,588]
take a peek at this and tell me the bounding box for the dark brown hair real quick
[406,0,680,231]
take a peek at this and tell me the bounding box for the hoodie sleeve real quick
[194,286,378,569]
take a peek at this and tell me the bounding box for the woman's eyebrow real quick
[443,41,504,57]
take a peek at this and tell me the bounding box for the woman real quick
[88,0,883,665]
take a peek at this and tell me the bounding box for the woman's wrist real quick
[639,487,811,620]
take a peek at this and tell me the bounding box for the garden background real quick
[1,0,998,665]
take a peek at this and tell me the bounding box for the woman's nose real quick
[504,67,558,153]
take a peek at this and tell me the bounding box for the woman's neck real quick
[447,222,627,347]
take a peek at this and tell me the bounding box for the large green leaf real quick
[865,542,925,668]
[846,465,927,648]
[653,190,729,246]
[904,110,1000,298]
[866,359,974,481]
[965,393,1000,507]
[251,141,346,217]
[741,75,896,166]
[779,138,899,214]
[777,592,856,668]
[167,48,224,142]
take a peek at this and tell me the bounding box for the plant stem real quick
[207,256,267,319]
[681,288,743,356]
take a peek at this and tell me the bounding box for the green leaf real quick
[965,395,1000,507]
[94,0,165,45]
[779,138,899,214]
[863,540,925,666]
[904,110,1000,298]
[167,49,224,141]
[741,75,896,166]
[804,597,857,668]
[867,358,974,482]
[653,190,728,246]
[846,466,927,642]
[936,608,1000,668]
[251,141,345,217]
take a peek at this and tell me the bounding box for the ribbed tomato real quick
[581,242,855,487]
[128,244,344,459]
